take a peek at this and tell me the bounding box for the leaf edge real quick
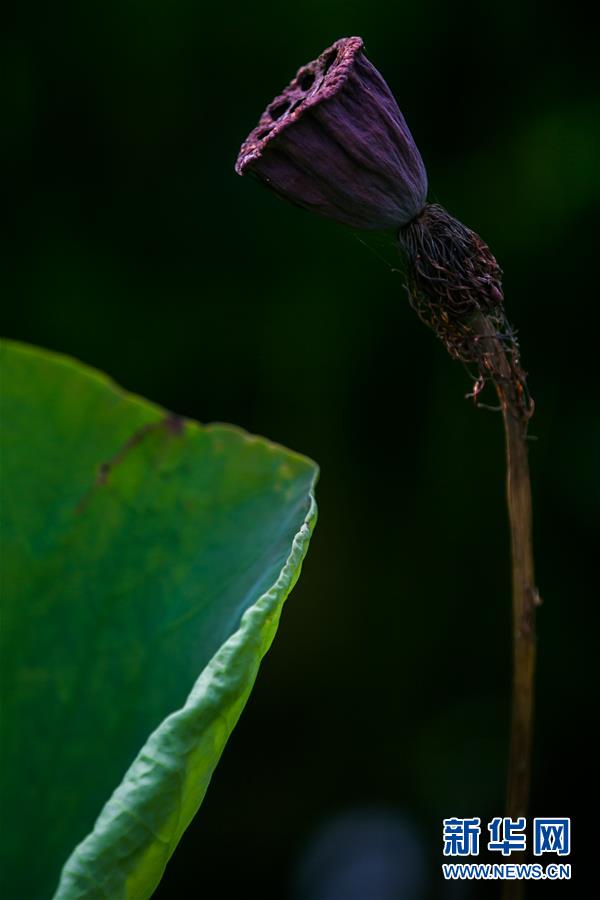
[52,490,318,900]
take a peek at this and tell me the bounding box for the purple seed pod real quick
[235,37,530,417]
[236,37,428,230]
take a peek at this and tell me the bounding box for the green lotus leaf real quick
[0,340,318,899]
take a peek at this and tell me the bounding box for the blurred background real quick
[3,1,598,896]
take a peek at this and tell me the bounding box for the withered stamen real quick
[399,203,533,423]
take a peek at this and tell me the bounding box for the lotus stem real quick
[399,206,539,882]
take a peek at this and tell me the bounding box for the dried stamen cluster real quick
[399,204,533,423]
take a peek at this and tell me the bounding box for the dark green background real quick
[3,1,597,897]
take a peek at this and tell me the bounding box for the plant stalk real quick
[499,391,537,823]
[474,315,538,900]
[399,209,538,897]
